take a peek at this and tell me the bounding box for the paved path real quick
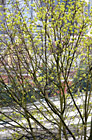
[0,95,91,139]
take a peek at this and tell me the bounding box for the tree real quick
[73,63,91,93]
[0,0,92,140]
[88,117,92,140]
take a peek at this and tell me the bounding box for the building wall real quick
[88,0,92,8]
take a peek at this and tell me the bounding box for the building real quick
[88,0,92,10]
